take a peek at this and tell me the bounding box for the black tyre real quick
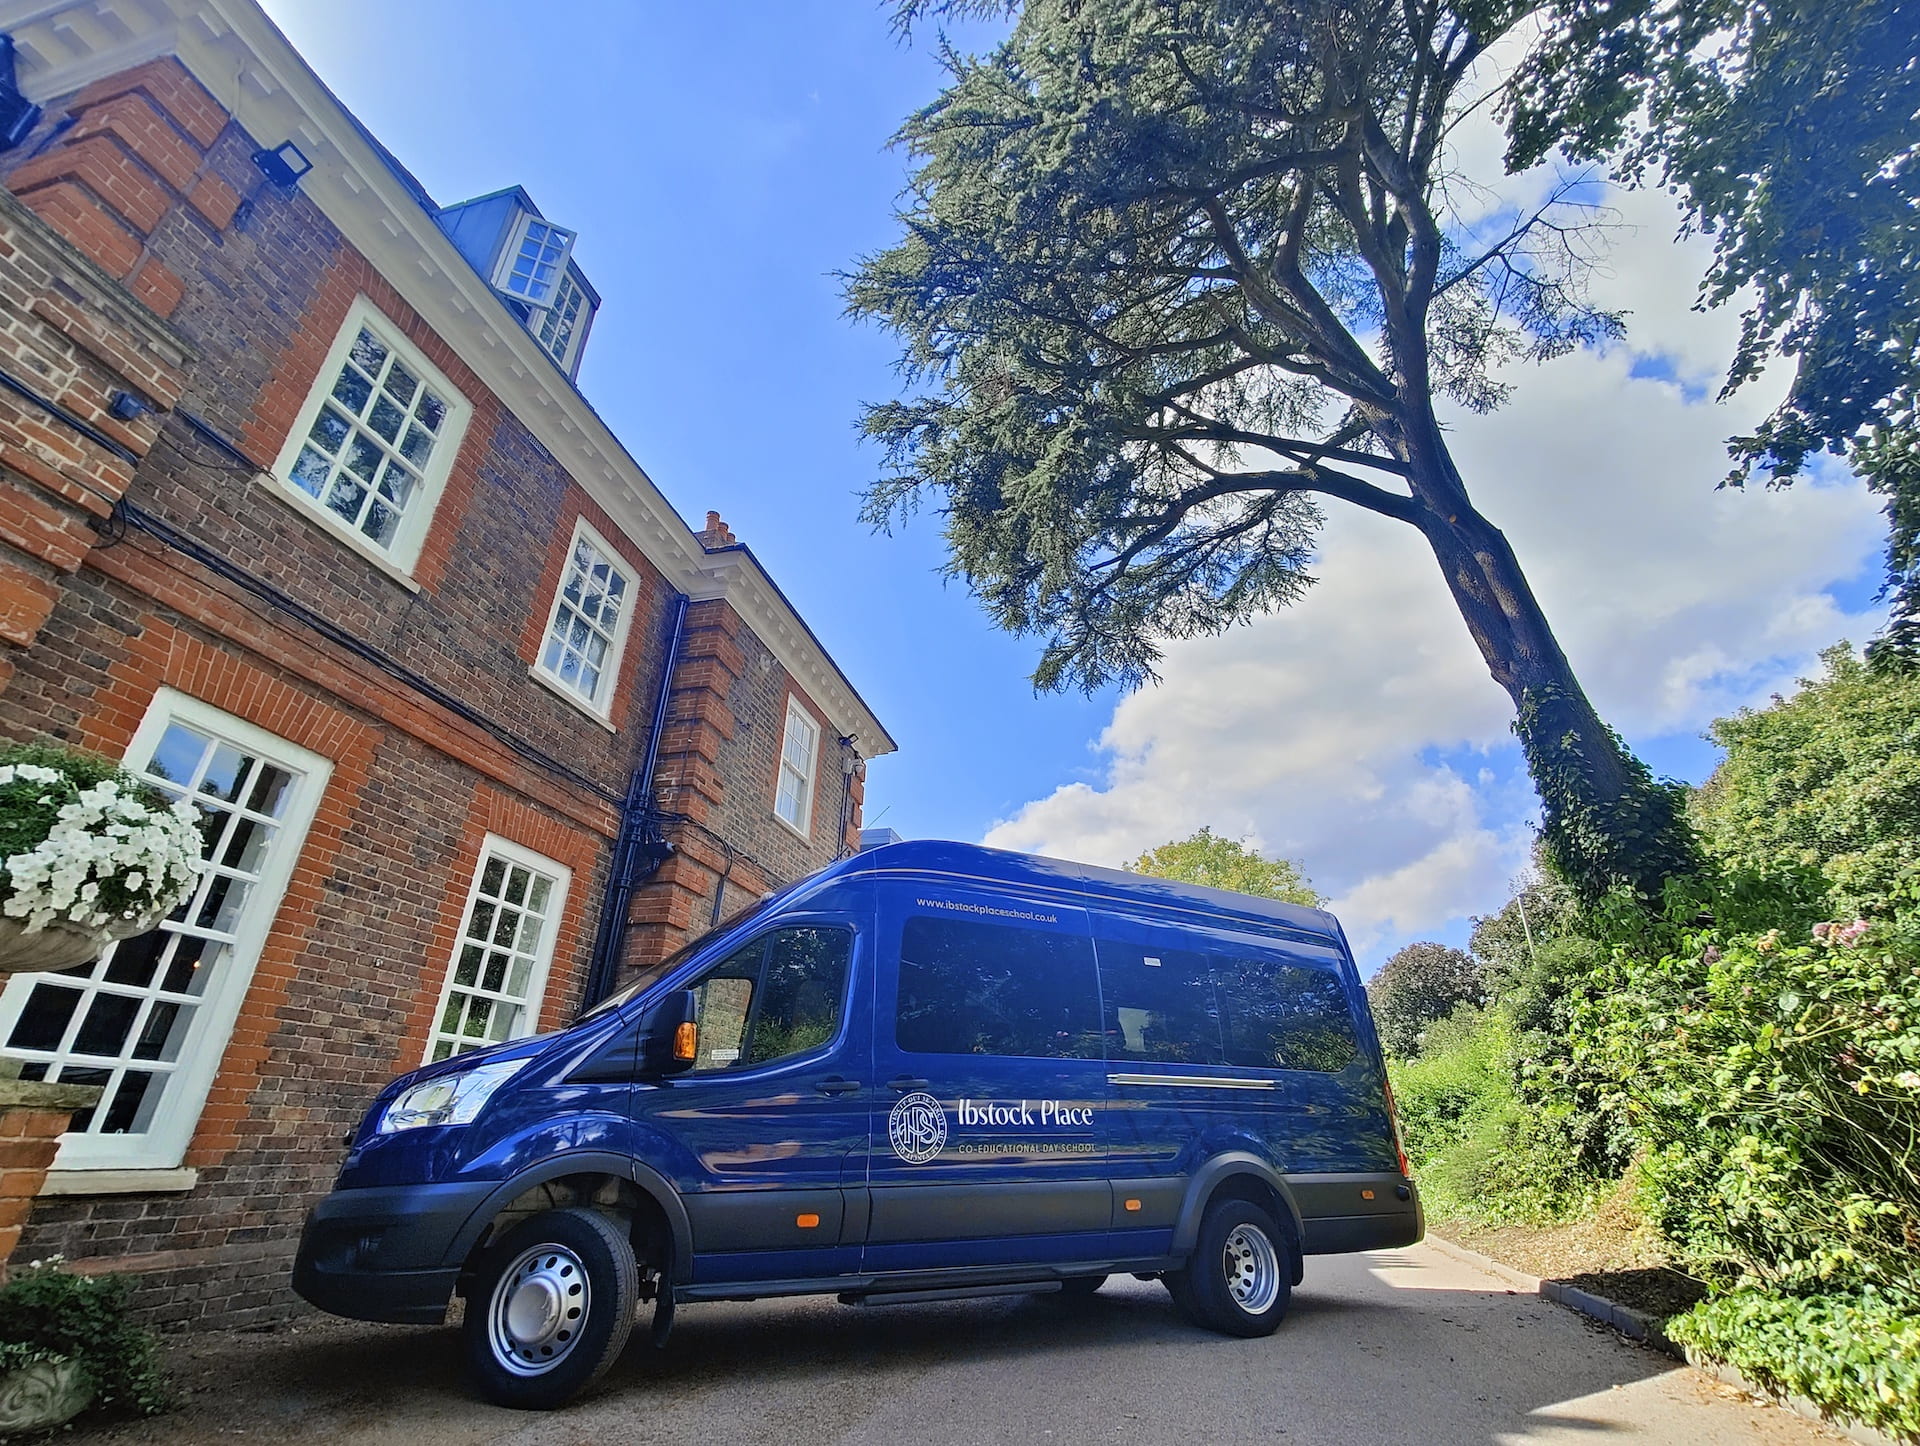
[1058,1274,1108,1297]
[463,1206,639,1409]
[1165,1198,1293,1338]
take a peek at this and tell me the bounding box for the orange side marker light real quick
[672,1021,699,1062]
[1361,1189,1375,1201]
[1124,1198,1142,1212]
[796,1213,821,1229]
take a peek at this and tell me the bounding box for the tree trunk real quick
[1408,490,1694,902]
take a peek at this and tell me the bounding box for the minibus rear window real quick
[896,916,1102,1059]
[1213,957,1359,1072]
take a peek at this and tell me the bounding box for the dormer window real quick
[492,213,576,309]
[435,189,601,382]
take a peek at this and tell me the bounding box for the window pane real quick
[1213,957,1359,1073]
[284,317,453,555]
[1097,941,1223,1064]
[691,970,754,1070]
[540,535,631,704]
[896,916,1101,1059]
[8,984,83,1053]
[428,849,561,1061]
[743,928,852,1065]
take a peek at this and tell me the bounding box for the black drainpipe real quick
[582,592,688,1008]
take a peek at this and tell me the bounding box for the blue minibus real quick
[293,840,1421,1408]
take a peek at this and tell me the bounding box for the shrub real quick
[1367,941,1482,1058]
[1389,1006,1601,1224]
[0,1261,169,1417]
[1578,921,1920,1293]
[1667,1286,1920,1441]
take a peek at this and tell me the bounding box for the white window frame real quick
[490,211,578,310]
[0,688,331,1171]
[269,295,472,576]
[529,267,592,377]
[424,836,569,1065]
[532,518,636,723]
[774,696,821,838]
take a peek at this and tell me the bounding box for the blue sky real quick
[261,1,1887,972]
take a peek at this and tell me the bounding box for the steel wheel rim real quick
[1222,1223,1280,1314]
[487,1243,590,1376]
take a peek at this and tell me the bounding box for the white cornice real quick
[1,0,895,756]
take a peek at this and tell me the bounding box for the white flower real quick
[2,759,202,934]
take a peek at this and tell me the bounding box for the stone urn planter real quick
[0,1355,92,1433]
[0,910,167,976]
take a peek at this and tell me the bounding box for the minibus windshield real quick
[574,893,781,1023]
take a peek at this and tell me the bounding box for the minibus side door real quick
[630,914,871,1284]
[865,884,1108,1274]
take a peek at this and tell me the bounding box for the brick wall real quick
[0,54,868,1328]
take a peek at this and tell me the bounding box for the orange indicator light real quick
[796,1213,820,1229]
[1360,1189,1375,1201]
[1124,1198,1142,1212]
[672,1021,699,1061]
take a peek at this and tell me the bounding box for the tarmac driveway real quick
[68,1242,1842,1445]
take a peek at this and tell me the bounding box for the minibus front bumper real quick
[292,1180,496,1324]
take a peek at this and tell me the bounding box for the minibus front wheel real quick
[1167,1197,1294,1338]
[464,1206,640,1409]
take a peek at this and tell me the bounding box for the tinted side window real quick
[687,926,851,1071]
[896,916,1101,1058]
[1213,955,1359,1072]
[1096,941,1224,1065]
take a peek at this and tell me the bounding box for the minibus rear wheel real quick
[1167,1198,1293,1337]
[464,1206,639,1409]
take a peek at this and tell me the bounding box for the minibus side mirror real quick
[636,989,700,1079]
[568,989,700,1083]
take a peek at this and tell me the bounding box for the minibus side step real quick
[839,1281,1061,1307]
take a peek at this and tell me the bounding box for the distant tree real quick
[1506,0,1920,663]
[1367,941,1482,1057]
[1128,826,1321,906]
[852,0,1695,904]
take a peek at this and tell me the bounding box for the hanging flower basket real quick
[0,745,200,977]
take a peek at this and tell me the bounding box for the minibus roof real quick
[817,839,1343,946]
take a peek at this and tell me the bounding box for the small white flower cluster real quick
[1,763,201,935]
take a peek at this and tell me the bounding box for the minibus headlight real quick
[378,1058,529,1133]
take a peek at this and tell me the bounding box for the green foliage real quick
[0,1262,170,1418]
[1579,920,1920,1294]
[1388,1006,1603,1224]
[1126,827,1319,906]
[1506,0,1920,660]
[1694,644,1920,922]
[0,742,137,864]
[1667,1286,1920,1441]
[1366,942,1483,1058]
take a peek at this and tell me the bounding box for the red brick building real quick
[0,0,892,1325]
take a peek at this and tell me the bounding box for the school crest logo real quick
[887,1092,948,1164]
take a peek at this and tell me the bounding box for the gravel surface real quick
[52,1242,1843,1445]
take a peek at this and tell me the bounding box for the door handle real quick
[886,1075,930,1093]
[815,1077,861,1096]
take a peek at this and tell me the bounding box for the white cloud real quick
[984,191,1885,973]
